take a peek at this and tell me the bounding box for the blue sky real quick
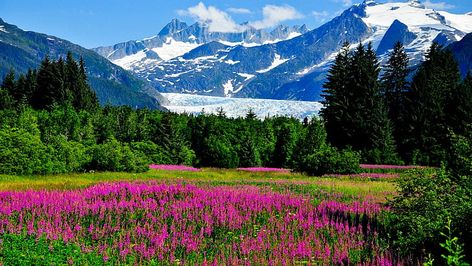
[1,0,470,48]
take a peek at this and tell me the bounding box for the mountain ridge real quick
[93,0,472,101]
[0,18,165,109]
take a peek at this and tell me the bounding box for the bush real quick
[131,141,172,164]
[203,136,239,168]
[384,167,472,263]
[0,127,52,175]
[88,139,148,172]
[298,145,361,176]
[47,136,91,173]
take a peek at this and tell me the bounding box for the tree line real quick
[1,41,471,175]
[0,54,361,175]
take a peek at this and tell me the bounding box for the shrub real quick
[203,136,239,168]
[384,167,472,262]
[88,139,148,172]
[131,141,172,164]
[0,127,51,175]
[47,136,91,173]
[298,145,361,176]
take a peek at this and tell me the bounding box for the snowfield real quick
[161,93,322,120]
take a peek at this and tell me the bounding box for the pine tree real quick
[381,42,409,127]
[403,42,462,165]
[320,42,353,148]
[0,87,14,109]
[2,69,16,103]
[23,69,37,106]
[292,117,327,170]
[448,72,472,136]
[273,123,297,168]
[77,57,99,111]
[355,43,399,163]
[322,42,399,163]
[33,56,62,110]
[246,108,257,120]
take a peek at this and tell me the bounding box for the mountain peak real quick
[158,18,188,37]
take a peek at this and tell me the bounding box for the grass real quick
[0,168,397,203]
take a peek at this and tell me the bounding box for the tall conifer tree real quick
[321,42,353,148]
[404,42,462,164]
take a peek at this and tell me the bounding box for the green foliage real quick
[439,219,470,266]
[298,145,361,176]
[131,141,172,165]
[292,117,327,170]
[448,130,472,177]
[273,122,299,168]
[203,136,239,168]
[88,138,148,173]
[385,167,472,262]
[48,135,91,173]
[0,127,51,175]
[0,234,107,265]
[0,87,15,110]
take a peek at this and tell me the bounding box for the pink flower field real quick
[149,164,200,171]
[237,167,291,173]
[324,173,400,180]
[360,164,424,170]
[0,181,399,265]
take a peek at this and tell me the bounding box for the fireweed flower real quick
[237,167,290,172]
[149,164,200,171]
[0,182,400,265]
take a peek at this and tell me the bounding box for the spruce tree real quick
[23,69,37,106]
[322,42,399,163]
[2,69,16,103]
[355,43,399,163]
[77,57,99,111]
[292,117,327,170]
[320,42,353,148]
[0,87,14,109]
[33,56,62,110]
[404,42,462,165]
[381,42,409,143]
[448,72,472,136]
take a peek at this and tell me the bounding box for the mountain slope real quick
[0,19,164,109]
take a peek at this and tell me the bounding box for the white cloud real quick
[312,10,330,22]
[249,5,303,29]
[178,3,303,32]
[227,7,252,14]
[178,2,245,33]
[422,0,455,10]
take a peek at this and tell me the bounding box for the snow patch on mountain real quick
[237,73,255,80]
[438,12,472,33]
[223,80,235,96]
[151,38,201,61]
[0,25,8,33]
[161,93,322,120]
[224,59,240,65]
[256,54,290,73]
[112,50,151,70]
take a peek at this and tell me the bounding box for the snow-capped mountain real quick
[93,19,307,70]
[95,0,472,101]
